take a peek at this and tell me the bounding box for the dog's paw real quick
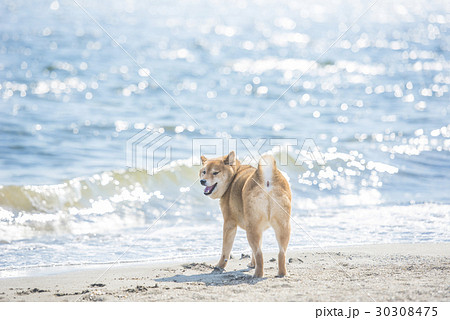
[212,266,225,273]
[247,262,255,269]
[276,268,287,278]
[253,271,263,278]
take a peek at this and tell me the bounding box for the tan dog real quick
[199,151,291,278]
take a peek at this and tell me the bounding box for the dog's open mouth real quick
[204,183,217,195]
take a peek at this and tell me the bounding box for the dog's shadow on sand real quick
[155,263,264,286]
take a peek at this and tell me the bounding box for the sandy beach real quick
[0,243,448,302]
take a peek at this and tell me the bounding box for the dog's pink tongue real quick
[204,185,213,193]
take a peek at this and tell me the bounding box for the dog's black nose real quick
[200,179,206,186]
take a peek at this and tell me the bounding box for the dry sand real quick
[0,243,448,302]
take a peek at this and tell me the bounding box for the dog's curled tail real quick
[257,154,276,188]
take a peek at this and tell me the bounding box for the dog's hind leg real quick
[247,235,262,268]
[216,222,237,269]
[246,229,264,278]
[273,221,290,277]
[270,201,291,277]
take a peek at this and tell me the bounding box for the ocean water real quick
[0,0,449,276]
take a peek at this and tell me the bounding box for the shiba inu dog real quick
[199,151,291,278]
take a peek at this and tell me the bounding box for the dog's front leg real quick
[216,222,237,269]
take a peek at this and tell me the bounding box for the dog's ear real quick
[201,155,207,165]
[223,151,236,166]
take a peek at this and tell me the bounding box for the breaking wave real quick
[0,148,399,242]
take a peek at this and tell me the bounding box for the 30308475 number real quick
[375,307,438,317]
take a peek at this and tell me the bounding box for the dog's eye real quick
[213,172,219,175]
[202,170,206,174]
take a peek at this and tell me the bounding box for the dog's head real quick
[199,151,238,199]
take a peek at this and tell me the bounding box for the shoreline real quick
[0,243,379,279]
[1,241,447,279]
[0,243,448,302]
